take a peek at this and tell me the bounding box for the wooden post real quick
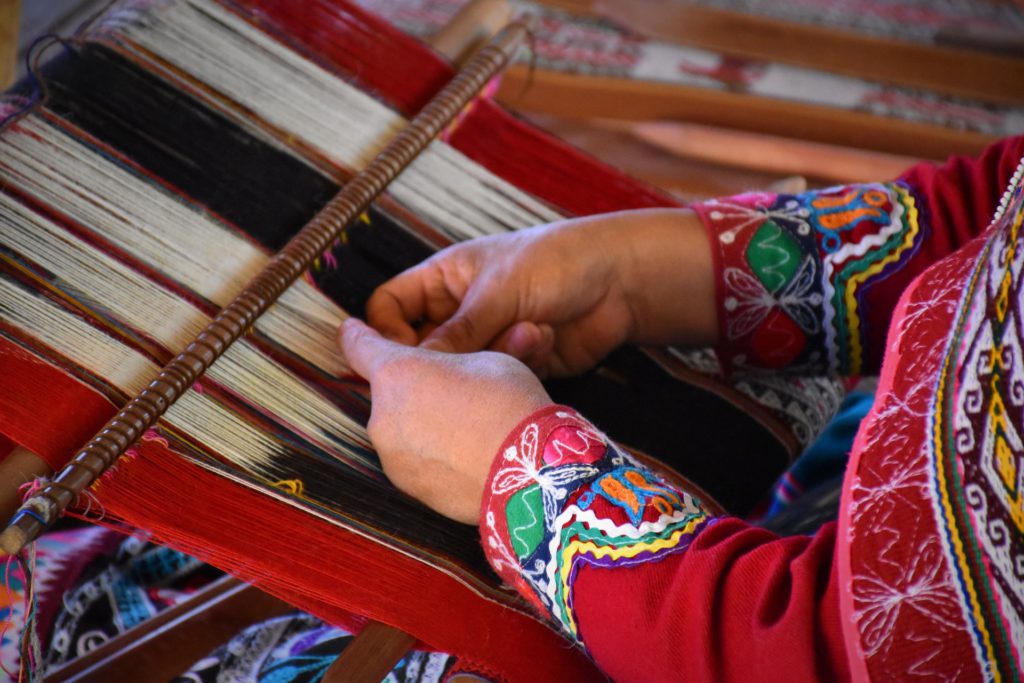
[321,621,418,683]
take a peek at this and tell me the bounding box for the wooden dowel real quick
[322,621,417,683]
[0,447,52,526]
[46,576,293,682]
[429,0,512,65]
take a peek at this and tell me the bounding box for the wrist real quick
[618,208,718,347]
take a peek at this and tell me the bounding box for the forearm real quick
[613,208,719,349]
[480,406,848,682]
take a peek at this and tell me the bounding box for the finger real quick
[337,317,409,381]
[420,285,513,353]
[366,265,457,344]
[366,288,418,345]
[490,321,548,361]
[491,322,556,377]
[517,324,556,378]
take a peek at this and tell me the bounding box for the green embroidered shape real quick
[506,485,545,560]
[746,220,801,292]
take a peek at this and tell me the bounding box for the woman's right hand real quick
[366,208,718,377]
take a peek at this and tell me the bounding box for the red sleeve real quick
[690,136,1024,376]
[479,406,848,682]
[574,519,846,682]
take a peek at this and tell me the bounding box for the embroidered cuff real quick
[691,183,922,375]
[480,405,715,641]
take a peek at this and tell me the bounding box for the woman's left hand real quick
[338,317,553,524]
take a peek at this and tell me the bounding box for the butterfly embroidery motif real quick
[723,254,823,340]
[492,423,602,525]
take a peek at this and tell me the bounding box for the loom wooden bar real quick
[621,120,921,184]
[322,621,418,683]
[0,447,51,526]
[542,0,1024,105]
[496,66,995,159]
[46,576,293,682]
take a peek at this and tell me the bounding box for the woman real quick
[337,136,1024,681]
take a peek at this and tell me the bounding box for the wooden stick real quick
[541,0,1024,105]
[496,65,995,159]
[429,0,512,65]
[0,447,51,526]
[620,120,922,184]
[0,0,19,90]
[322,621,418,683]
[46,576,293,682]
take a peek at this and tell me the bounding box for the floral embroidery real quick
[694,182,923,374]
[482,406,715,641]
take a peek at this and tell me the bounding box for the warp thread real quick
[0,546,41,682]
[19,476,107,524]
[23,544,41,683]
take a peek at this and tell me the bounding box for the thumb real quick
[421,287,511,353]
[338,317,407,381]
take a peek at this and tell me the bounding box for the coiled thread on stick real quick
[0,21,530,555]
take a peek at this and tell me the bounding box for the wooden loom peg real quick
[0,18,530,556]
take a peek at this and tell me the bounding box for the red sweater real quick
[480,137,1024,682]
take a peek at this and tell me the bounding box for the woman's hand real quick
[338,318,552,524]
[367,208,717,377]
